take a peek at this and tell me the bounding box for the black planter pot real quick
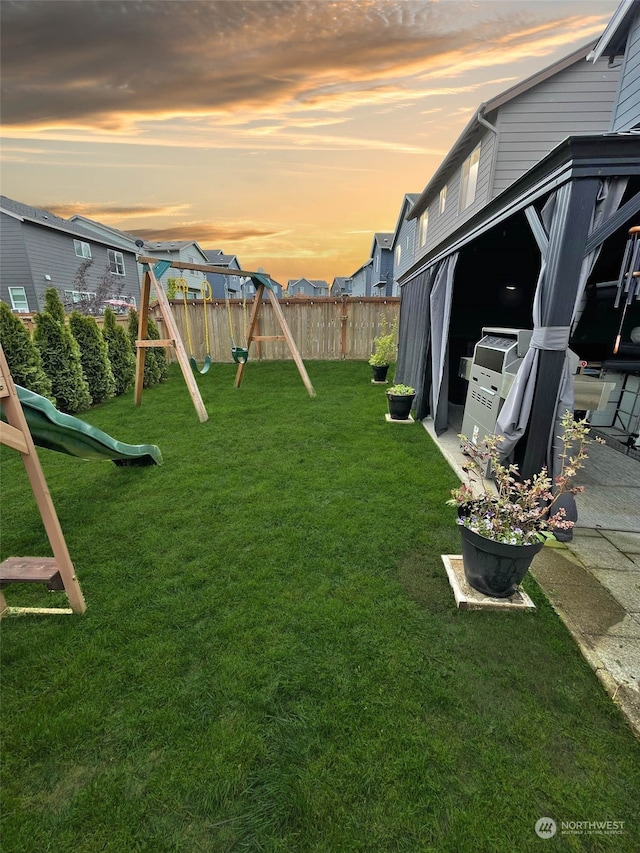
[386,392,415,420]
[372,364,390,382]
[459,524,544,598]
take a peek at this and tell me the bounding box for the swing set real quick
[224,281,249,364]
[134,257,315,422]
[177,277,213,374]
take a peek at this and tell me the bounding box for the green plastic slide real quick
[2,386,162,466]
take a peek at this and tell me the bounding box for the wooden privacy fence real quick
[156,297,400,363]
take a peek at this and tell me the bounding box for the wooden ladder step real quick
[0,557,64,590]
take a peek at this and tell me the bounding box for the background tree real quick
[69,311,116,404]
[33,288,91,413]
[0,301,53,398]
[102,307,135,395]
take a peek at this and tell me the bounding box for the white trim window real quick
[108,250,125,275]
[460,143,481,211]
[74,239,92,259]
[395,244,402,267]
[439,185,448,214]
[8,287,29,312]
[419,209,429,247]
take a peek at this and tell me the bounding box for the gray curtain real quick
[395,267,435,417]
[496,176,628,477]
[429,253,459,434]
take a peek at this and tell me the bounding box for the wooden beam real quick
[252,335,286,342]
[234,283,265,389]
[135,339,174,348]
[138,256,265,277]
[266,288,316,397]
[145,266,209,422]
[134,270,151,406]
[0,421,29,454]
[0,344,86,615]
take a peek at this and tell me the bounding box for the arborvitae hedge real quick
[128,309,160,388]
[148,315,169,382]
[0,302,54,399]
[69,311,116,405]
[102,308,135,396]
[33,289,91,413]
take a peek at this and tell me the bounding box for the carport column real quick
[520,178,599,480]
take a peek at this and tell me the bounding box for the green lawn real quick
[1,361,638,852]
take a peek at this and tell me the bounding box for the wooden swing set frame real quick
[134,258,315,423]
[0,344,86,617]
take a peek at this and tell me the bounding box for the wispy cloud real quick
[44,202,191,220]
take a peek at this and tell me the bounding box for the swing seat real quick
[190,354,212,375]
[232,346,249,364]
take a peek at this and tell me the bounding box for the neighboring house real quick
[588,0,640,132]
[0,196,140,313]
[394,2,640,479]
[202,249,246,299]
[287,278,329,297]
[331,276,353,296]
[406,41,621,266]
[389,195,420,296]
[143,240,209,298]
[349,259,372,297]
[370,233,394,297]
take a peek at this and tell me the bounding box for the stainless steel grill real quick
[460,327,532,450]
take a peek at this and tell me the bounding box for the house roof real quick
[407,41,597,221]
[588,0,638,61]
[390,194,420,248]
[288,278,328,289]
[371,233,393,254]
[203,249,241,269]
[0,195,137,252]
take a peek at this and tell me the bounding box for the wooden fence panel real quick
[163,297,400,362]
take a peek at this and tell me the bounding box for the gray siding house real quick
[287,278,329,297]
[331,276,353,296]
[349,259,372,297]
[142,240,209,298]
[203,249,245,299]
[371,233,394,297]
[390,194,419,296]
[395,3,640,483]
[407,42,620,264]
[588,0,640,132]
[1,196,140,313]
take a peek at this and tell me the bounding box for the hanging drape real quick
[497,178,629,472]
[429,253,459,434]
[395,266,435,417]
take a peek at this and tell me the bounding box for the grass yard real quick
[1,361,639,852]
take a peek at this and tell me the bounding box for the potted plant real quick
[447,411,600,598]
[386,383,416,420]
[369,316,398,383]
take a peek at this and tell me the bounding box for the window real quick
[439,185,447,214]
[108,250,125,275]
[74,240,91,259]
[460,143,481,210]
[395,244,402,266]
[419,209,429,247]
[8,287,29,312]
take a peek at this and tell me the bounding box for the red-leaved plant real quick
[447,411,602,546]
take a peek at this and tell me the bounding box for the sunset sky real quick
[1,0,618,286]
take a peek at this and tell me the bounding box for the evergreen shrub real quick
[102,308,135,396]
[33,289,91,413]
[69,311,116,405]
[0,302,53,399]
[128,309,160,388]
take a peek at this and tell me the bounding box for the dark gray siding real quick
[393,217,418,292]
[19,222,140,310]
[612,9,640,130]
[0,213,37,311]
[419,128,496,259]
[492,58,618,194]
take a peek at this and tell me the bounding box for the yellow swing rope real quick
[201,280,212,355]
[224,282,237,347]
